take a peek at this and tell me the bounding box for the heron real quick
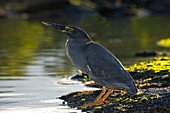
[42,22,137,107]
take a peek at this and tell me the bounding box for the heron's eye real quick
[65,26,73,32]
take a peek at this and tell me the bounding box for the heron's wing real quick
[86,42,136,90]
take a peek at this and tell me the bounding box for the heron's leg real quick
[92,86,107,104]
[82,86,106,108]
[96,89,114,104]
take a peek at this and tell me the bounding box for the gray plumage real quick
[42,22,137,94]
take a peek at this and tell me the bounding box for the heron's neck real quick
[67,38,92,47]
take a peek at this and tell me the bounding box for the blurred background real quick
[0,0,170,113]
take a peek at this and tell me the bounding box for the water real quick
[0,76,91,113]
[0,15,170,113]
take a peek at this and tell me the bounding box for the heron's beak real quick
[42,22,73,33]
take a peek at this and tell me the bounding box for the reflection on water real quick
[0,76,87,113]
[0,16,170,112]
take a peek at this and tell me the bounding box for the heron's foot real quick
[82,102,93,108]
[82,101,104,108]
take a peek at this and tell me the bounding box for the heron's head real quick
[42,22,91,42]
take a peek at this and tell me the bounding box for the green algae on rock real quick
[126,57,170,73]
[126,57,170,88]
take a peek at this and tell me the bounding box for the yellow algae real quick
[69,0,81,6]
[158,38,170,47]
[126,57,170,73]
[81,98,86,102]
[137,91,144,95]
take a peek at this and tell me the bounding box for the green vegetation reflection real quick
[0,19,44,76]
